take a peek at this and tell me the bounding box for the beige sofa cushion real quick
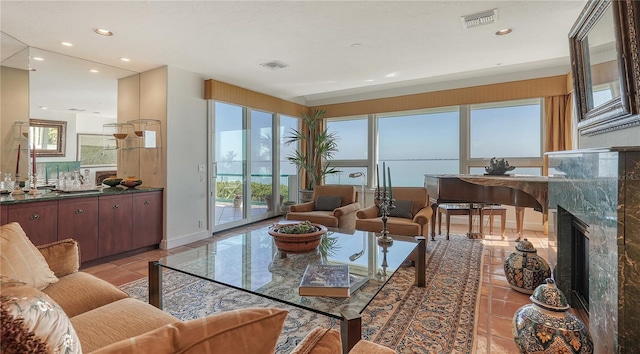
[37,239,80,277]
[71,298,179,352]
[91,307,288,354]
[42,272,129,318]
[0,222,58,290]
[0,275,82,354]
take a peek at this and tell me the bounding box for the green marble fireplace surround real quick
[548,147,640,353]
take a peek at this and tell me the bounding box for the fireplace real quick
[548,147,640,353]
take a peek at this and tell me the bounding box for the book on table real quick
[298,264,369,297]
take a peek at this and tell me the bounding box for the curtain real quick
[544,94,573,175]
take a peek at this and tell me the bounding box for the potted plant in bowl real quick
[268,220,328,253]
[284,109,340,202]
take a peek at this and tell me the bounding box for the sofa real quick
[286,185,361,229]
[0,222,393,354]
[356,186,433,238]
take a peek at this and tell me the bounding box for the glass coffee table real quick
[149,226,425,353]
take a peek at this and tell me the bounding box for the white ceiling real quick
[1,0,587,109]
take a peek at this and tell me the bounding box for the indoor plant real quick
[284,109,340,202]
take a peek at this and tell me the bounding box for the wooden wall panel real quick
[313,75,570,118]
[204,79,307,117]
[205,75,571,119]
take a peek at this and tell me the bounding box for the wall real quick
[165,67,209,249]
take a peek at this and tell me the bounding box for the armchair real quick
[286,185,361,229]
[355,187,432,238]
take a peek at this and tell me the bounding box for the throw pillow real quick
[0,275,82,354]
[0,223,58,290]
[388,200,413,219]
[314,196,342,211]
[91,307,288,354]
[37,239,80,278]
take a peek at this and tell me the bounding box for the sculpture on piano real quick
[485,157,516,175]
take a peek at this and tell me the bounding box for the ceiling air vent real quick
[260,60,288,70]
[462,9,497,29]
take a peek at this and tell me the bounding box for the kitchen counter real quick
[0,186,163,205]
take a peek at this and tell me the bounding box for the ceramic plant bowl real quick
[120,177,142,189]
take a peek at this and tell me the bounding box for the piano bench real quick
[437,204,506,239]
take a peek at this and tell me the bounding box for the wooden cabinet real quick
[58,197,99,262]
[132,191,163,249]
[1,189,163,261]
[6,200,58,245]
[98,194,133,258]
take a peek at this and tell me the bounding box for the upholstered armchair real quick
[286,185,361,229]
[355,186,432,238]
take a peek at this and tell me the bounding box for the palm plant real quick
[284,109,340,190]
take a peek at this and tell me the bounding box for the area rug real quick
[119,234,484,353]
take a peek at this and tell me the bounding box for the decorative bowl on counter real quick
[120,177,142,189]
[102,177,123,188]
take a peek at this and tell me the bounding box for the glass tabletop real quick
[157,226,419,319]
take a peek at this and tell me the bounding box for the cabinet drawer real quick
[58,197,99,262]
[6,201,58,246]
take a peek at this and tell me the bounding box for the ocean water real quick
[217,159,460,188]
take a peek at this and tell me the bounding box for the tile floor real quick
[83,217,548,353]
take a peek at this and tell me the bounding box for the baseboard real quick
[161,230,211,249]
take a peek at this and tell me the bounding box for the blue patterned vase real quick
[504,238,551,294]
[513,278,593,353]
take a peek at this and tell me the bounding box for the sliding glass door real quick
[210,102,287,232]
[212,102,246,229]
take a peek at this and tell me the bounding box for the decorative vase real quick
[504,238,551,294]
[513,278,593,353]
[267,222,327,254]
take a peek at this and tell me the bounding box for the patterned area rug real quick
[120,234,484,353]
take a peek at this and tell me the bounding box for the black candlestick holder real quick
[376,190,395,244]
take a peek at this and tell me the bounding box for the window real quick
[469,99,541,159]
[379,108,459,186]
[467,98,543,174]
[326,116,369,185]
[327,118,368,160]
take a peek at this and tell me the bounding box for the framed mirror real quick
[570,0,640,135]
[29,119,67,157]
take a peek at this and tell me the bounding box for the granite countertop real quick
[0,186,163,205]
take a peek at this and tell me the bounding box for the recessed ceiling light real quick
[351,43,362,48]
[39,106,48,110]
[61,41,73,47]
[94,28,113,36]
[385,72,398,78]
[365,79,374,82]
[120,57,131,62]
[33,57,44,61]
[89,69,99,73]
[495,28,513,36]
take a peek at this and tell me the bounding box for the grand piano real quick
[424,174,548,240]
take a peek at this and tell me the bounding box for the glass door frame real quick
[208,101,282,233]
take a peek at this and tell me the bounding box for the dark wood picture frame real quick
[570,0,640,136]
